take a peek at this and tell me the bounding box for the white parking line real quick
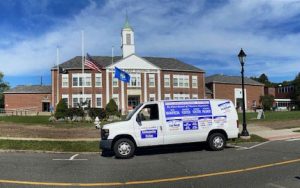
[236,141,272,150]
[53,154,88,161]
[286,138,300,142]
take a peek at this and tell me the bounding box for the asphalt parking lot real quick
[1,140,300,188]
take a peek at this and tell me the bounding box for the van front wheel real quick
[208,133,226,151]
[113,138,135,159]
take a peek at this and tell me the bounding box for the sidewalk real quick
[243,124,300,141]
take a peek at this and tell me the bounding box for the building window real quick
[164,75,170,87]
[128,73,141,87]
[192,94,198,99]
[126,34,131,45]
[62,94,69,107]
[174,93,189,100]
[62,74,69,88]
[112,78,118,87]
[192,76,197,88]
[149,94,155,101]
[164,94,171,100]
[96,94,102,107]
[72,94,92,108]
[173,75,189,88]
[95,73,102,87]
[72,73,92,87]
[149,74,155,87]
[73,77,78,87]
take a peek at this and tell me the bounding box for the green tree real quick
[251,73,273,87]
[292,72,300,106]
[0,72,10,108]
[105,99,119,117]
[54,99,68,119]
[259,95,275,111]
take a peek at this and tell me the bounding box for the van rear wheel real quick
[208,133,226,151]
[113,138,135,159]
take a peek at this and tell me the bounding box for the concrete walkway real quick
[242,124,300,141]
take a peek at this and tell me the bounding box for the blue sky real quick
[1,0,300,87]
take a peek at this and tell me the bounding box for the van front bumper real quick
[100,139,113,150]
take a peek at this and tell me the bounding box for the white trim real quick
[274,99,292,102]
[149,93,155,101]
[62,74,69,88]
[106,54,161,70]
[164,94,171,100]
[95,73,102,87]
[149,74,155,87]
[192,75,198,88]
[144,72,147,102]
[106,70,109,104]
[164,74,170,88]
[121,81,125,114]
[158,71,161,100]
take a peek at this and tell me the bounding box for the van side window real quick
[138,104,159,121]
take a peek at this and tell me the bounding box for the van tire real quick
[113,138,135,159]
[208,133,226,151]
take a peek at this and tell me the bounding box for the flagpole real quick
[111,45,114,100]
[56,47,59,106]
[81,30,85,104]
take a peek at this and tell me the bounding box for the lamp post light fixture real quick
[238,48,250,138]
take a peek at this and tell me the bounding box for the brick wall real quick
[4,93,51,112]
[209,83,264,110]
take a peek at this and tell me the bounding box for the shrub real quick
[259,95,275,111]
[88,108,106,120]
[66,108,84,118]
[54,99,68,119]
[105,99,120,117]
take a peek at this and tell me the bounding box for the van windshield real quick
[125,103,143,121]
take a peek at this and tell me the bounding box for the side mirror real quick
[136,114,142,126]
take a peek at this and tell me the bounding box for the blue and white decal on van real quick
[183,120,199,130]
[141,129,158,139]
[213,115,227,126]
[164,100,212,118]
[198,116,213,127]
[218,101,231,113]
[166,119,182,130]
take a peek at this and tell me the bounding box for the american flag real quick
[85,53,101,72]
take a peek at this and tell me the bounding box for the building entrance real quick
[42,102,50,112]
[128,95,140,110]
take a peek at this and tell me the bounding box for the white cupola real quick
[121,16,135,58]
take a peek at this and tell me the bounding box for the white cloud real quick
[0,0,300,82]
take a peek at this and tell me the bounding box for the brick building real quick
[4,85,51,113]
[51,19,206,114]
[206,74,264,111]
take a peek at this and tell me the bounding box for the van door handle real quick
[160,126,162,131]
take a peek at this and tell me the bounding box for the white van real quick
[100,99,239,158]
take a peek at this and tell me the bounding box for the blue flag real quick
[114,67,130,83]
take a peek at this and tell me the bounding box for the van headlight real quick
[101,129,109,140]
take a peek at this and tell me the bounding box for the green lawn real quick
[0,116,51,124]
[238,111,300,122]
[0,116,94,128]
[0,139,99,152]
[228,134,268,144]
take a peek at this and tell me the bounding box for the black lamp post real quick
[238,48,250,137]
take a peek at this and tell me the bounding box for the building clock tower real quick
[121,16,135,58]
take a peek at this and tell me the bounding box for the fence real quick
[0,107,40,116]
